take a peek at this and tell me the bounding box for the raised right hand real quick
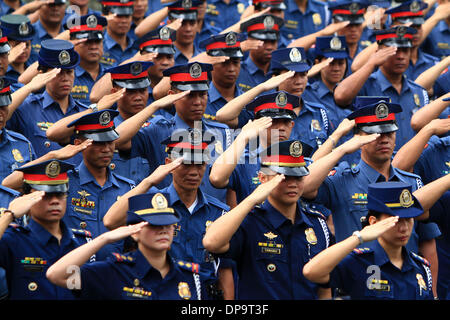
[249,174,285,205]
[8,191,45,219]
[360,216,399,242]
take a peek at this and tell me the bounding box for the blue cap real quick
[100,0,134,16]
[246,91,298,120]
[268,47,311,76]
[38,39,80,69]
[372,26,417,47]
[315,36,350,59]
[0,26,11,54]
[0,14,35,41]
[106,61,153,89]
[240,14,284,41]
[0,77,12,107]
[386,0,428,25]
[253,0,286,10]
[367,182,423,218]
[348,96,402,134]
[369,0,391,8]
[167,0,202,21]
[138,26,176,55]
[200,32,245,58]
[16,159,74,193]
[443,96,450,102]
[67,13,107,40]
[163,62,212,91]
[127,193,181,225]
[260,139,311,177]
[329,0,369,24]
[67,109,120,142]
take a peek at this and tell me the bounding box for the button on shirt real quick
[77,251,206,300]
[330,239,434,300]
[6,91,87,166]
[0,218,90,300]
[220,200,330,299]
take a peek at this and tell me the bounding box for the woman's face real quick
[136,224,175,252]
[371,213,414,247]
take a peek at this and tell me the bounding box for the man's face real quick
[175,19,198,46]
[250,38,277,65]
[338,23,363,45]
[167,157,206,192]
[263,118,294,144]
[380,45,411,75]
[277,70,308,97]
[211,58,241,89]
[116,87,149,118]
[148,53,174,80]
[133,0,148,20]
[78,139,116,169]
[320,57,347,85]
[9,40,32,64]
[359,130,396,164]
[108,14,132,36]
[40,4,66,25]
[29,189,67,223]
[46,68,75,100]
[173,89,208,123]
[0,52,9,76]
[75,39,103,64]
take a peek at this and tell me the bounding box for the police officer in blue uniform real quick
[203,0,248,31]
[203,139,332,299]
[47,192,211,300]
[420,0,450,60]
[100,0,139,68]
[238,14,284,92]
[303,181,434,300]
[69,13,108,106]
[0,77,36,182]
[334,26,430,151]
[200,32,245,122]
[64,109,135,260]
[194,0,222,49]
[302,96,441,256]
[0,159,95,299]
[6,39,87,166]
[0,14,36,81]
[386,0,439,81]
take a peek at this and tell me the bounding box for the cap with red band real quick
[240,14,284,41]
[245,91,298,120]
[167,0,202,21]
[373,26,416,48]
[68,13,107,40]
[138,26,176,55]
[253,0,287,10]
[200,32,245,58]
[328,0,368,24]
[0,77,12,107]
[105,61,153,89]
[163,62,212,91]
[101,0,134,15]
[67,109,120,142]
[386,0,428,25]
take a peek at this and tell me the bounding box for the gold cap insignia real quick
[289,141,302,157]
[45,161,60,178]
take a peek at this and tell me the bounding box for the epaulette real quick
[394,167,421,180]
[5,130,33,144]
[204,193,230,212]
[9,222,28,233]
[71,229,92,238]
[111,172,136,187]
[176,260,200,274]
[203,118,230,130]
[303,204,326,220]
[111,252,135,264]
[152,115,171,125]
[352,247,373,255]
[411,252,430,267]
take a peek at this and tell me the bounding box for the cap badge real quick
[130,62,143,76]
[58,50,71,65]
[86,15,98,28]
[330,36,342,50]
[225,32,237,46]
[396,26,407,38]
[45,161,61,178]
[263,16,275,29]
[399,189,413,208]
[189,63,202,78]
[189,128,202,146]
[275,92,287,107]
[349,3,360,14]
[99,111,111,126]
[159,26,171,40]
[375,103,389,119]
[410,1,420,13]
[19,22,30,36]
[182,0,192,9]
[151,193,169,210]
[289,48,302,62]
[289,141,303,158]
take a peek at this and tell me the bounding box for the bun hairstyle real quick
[360,210,383,228]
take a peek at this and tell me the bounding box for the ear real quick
[73,138,82,146]
[368,215,378,225]
[165,157,172,165]
[258,171,267,184]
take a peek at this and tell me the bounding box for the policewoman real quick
[6,39,87,165]
[47,192,210,300]
[64,109,135,260]
[0,160,95,299]
[203,139,332,300]
[303,181,434,300]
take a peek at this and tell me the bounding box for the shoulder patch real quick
[71,229,92,238]
[177,260,200,274]
[304,206,326,220]
[111,252,135,264]
[411,252,430,267]
[203,118,229,129]
[328,169,336,176]
[352,247,373,255]
[204,194,230,212]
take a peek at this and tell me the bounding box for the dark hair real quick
[22,183,32,195]
[360,210,384,228]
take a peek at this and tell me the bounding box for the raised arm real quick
[414,56,450,94]
[134,7,169,38]
[287,21,350,50]
[410,92,450,132]
[413,174,450,221]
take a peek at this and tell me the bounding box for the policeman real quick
[203,0,248,31]
[238,14,284,92]
[200,32,245,122]
[194,0,222,48]
[6,39,87,165]
[203,139,332,299]
[420,0,450,60]
[167,0,204,65]
[282,0,329,42]
[0,25,11,79]
[386,0,439,81]
[0,0,24,16]
[0,14,35,81]
[268,46,333,153]
[302,96,441,257]
[0,77,36,182]
[64,109,135,260]
[68,13,108,106]
[115,62,233,202]
[0,159,94,299]
[137,25,176,108]
[334,26,430,150]
[328,0,370,75]
[100,0,139,67]
[303,181,434,300]
[47,192,210,300]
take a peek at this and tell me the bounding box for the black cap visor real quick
[112,77,151,90]
[358,121,399,134]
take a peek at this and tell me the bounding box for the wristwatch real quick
[88,103,98,112]
[352,230,364,245]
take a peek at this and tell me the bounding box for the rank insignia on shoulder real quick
[177,260,200,274]
[411,252,430,267]
[71,229,92,237]
[112,252,135,263]
[352,247,372,254]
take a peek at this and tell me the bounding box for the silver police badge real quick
[410,1,420,13]
[45,160,61,178]
[225,32,237,46]
[399,189,413,208]
[160,26,171,40]
[182,0,192,9]
[263,16,275,29]
[130,62,142,76]
[58,50,71,65]
[189,63,202,78]
[289,48,302,62]
[275,92,288,107]
[289,141,303,158]
[375,103,389,119]
[19,22,29,36]
[349,3,360,14]
[396,26,407,38]
[330,36,342,50]
[86,15,98,28]
[99,111,111,126]
[189,128,202,146]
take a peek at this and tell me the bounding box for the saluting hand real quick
[189,52,230,65]
[8,43,27,64]
[368,46,397,68]
[360,216,399,243]
[249,174,285,205]
[103,221,149,244]
[145,157,183,187]
[340,133,380,154]
[241,117,273,142]
[151,90,191,109]
[260,71,295,91]
[27,68,61,92]
[98,88,126,110]
[48,139,93,160]
[8,191,45,219]
[307,58,334,78]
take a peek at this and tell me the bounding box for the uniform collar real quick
[103,32,135,52]
[310,80,331,99]
[208,82,225,104]
[369,239,414,272]
[357,158,397,183]
[77,161,119,188]
[42,90,78,113]
[166,183,208,213]
[260,199,314,230]
[75,63,105,80]
[27,217,73,247]
[35,19,64,40]
[244,55,263,76]
[374,69,410,95]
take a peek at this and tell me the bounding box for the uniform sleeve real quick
[329,254,357,297]
[315,175,338,210]
[76,261,120,299]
